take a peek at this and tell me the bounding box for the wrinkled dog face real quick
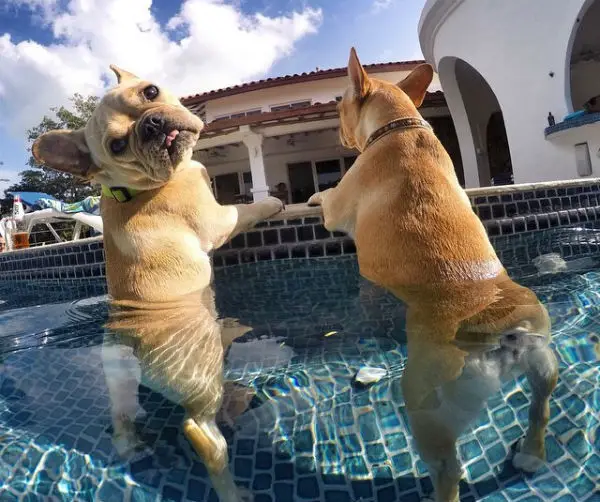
[32,65,204,190]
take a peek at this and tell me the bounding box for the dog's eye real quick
[110,137,128,154]
[143,85,159,100]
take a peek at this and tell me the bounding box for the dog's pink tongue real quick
[165,129,180,148]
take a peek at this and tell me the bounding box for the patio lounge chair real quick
[0,191,103,250]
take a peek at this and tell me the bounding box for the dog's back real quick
[309,48,559,502]
[345,79,502,296]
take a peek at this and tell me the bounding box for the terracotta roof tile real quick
[181,60,427,105]
[198,91,446,138]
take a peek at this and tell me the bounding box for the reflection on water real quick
[397,272,558,502]
[0,237,598,501]
[104,286,254,502]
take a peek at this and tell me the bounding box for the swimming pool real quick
[0,223,598,502]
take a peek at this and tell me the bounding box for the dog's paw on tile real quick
[512,438,545,472]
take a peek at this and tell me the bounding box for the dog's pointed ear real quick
[348,47,370,98]
[109,64,139,84]
[32,129,98,180]
[398,63,434,108]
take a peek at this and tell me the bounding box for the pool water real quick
[0,224,599,502]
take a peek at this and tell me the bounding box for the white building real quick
[182,62,460,203]
[419,0,600,188]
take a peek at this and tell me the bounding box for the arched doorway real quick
[486,111,513,185]
[568,0,600,112]
[438,57,513,187]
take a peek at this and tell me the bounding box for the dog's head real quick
[338,47,434,151]
[32,66,204,190]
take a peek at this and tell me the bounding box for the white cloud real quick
[0,0,323,138]
[372,0,393,13]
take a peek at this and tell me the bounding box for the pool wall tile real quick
[4,179,600,279]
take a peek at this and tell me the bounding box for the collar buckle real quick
[110,187,132,203]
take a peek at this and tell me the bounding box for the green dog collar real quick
[101,185,141,203]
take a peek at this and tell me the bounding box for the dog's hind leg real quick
[101,339,144,458]
[406,408,462,502]
[183,417,250,502]
[507,333,559,472]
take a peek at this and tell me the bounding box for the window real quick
[315,159,342,192]
[270,104,291,112]
[212,108,262,122]
[286,157,352,203]
[290,100,311,109]
[242,172,253,194]
[212,171,253,204]
[575,143,592,176]
[288,162,315,203]
[270,100,312,112]
[343,156,357,170]
[213,173,240,204]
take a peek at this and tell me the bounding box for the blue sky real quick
[0,0,426,195]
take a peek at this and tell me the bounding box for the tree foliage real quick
[1,94,100,215]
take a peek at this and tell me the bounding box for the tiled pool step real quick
[3,178,600,281]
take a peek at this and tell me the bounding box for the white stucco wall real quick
[547,122,600,176]
[420,0,594,185]
[203,70,443,122]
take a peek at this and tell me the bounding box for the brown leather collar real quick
[364,117,433,150]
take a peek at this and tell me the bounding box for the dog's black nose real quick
[141,114,165,142]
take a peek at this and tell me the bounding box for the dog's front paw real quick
[307,193,321,207]
[262,196,284,217]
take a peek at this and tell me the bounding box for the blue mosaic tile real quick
[253,495,272,502]
[252,473,272,491]
[376,485,397,502]
[481,494,508,502]
[0,491,19,502]
[234,457,253,479]
[474,477,499,498]
[296,476,319,499]
[274,463,294,481]
[2,227,600,502]
[293,429,314,453]
[295,455,316,475]
[566,473,596,500]
[273,482,293,502]
[459,439,483,461]
[565,430,591,461]
[366,443,387,464]
[324,489,351,502]
[551,416,579,435]
[398,492,421,502]
[468,458,491,480]
[161,485,184,502]
[486,442,508,466]
[553,495,578,502]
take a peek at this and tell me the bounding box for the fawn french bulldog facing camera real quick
[33,66,283,502]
